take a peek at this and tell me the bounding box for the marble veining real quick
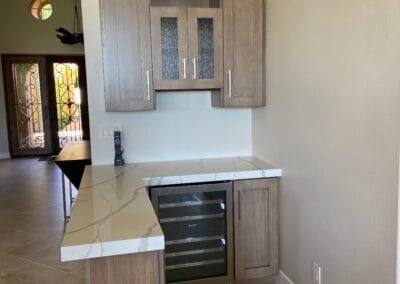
[61,156,282,262]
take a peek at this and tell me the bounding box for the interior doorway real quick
[2,54,90,157]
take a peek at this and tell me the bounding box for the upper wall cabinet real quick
[150,7,223,90]
[99,0,265,111]
[212,0,266,108]
[100,0,155,111]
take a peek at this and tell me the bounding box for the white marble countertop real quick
[60,156,282,262]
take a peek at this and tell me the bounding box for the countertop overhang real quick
[60,156,282,262]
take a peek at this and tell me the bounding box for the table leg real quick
[62,173,69,222]
[69,181,73,207]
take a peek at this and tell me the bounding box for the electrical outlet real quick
[312,262,321,284]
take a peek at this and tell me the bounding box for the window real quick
[29,0,53,21]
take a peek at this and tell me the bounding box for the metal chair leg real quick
[62,173,69,222]
[69,181,73,207]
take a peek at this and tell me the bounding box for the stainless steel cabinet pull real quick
[183,58,187,79]
[228,69,232,99]
[192,58,197,79]
[146,70,151,101]
[238,190,242,221]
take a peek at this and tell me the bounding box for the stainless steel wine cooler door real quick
[151,182,233,284]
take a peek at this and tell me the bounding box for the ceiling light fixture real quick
[56,0,83,45]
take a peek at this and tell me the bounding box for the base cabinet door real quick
[100,0,155,111]
[234,178,278,280]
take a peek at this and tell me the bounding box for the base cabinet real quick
[233,178,278,280]
[86,251,162,284]
[150,178,278,283]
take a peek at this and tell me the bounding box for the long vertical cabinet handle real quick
[238,190,242,221]
[192,58,197,79]
[146,70,151,101]
[183,58,187,79]
[228,70,232,99]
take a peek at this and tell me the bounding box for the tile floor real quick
[0,158,85,284]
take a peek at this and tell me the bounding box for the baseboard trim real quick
[0,152,10,159]
[276,269,295,284]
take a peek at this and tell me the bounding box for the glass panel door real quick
[48,56,90,152]
[188,8,223,89]
[13,63,45,149]
[151,182,233,283]
[52,62,83,148]
[2,55,89,156]
[151,7,189,90]
[2,56,52,156]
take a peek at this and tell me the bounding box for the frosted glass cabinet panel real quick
[151,7,222,90]
[161,17,180,80]
[197,18,214,79]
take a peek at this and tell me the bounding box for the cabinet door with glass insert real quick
[188,8,223,89]
[151,7,189,90]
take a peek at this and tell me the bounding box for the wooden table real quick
[55,141,91,220]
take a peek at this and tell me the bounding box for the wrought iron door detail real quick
[12,63,45,149]
[53,63,83,148]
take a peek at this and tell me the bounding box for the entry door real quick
[2,55,53,156]
[2,55,90,157]
[47,56,89,152]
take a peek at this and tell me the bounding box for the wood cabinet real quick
[233,178,278,280]
[100,0,155,111]
[150,7,223,90]
[87,251,163,284]
[212,0,266,108]
[99,0,265,111]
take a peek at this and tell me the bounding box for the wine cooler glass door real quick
[151,182,233,284]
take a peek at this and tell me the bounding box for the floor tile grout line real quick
[4,251,82,276]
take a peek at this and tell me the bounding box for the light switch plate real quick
[102,123,123,137]
[312,262,321,284]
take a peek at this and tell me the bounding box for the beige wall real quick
[0,0,84,156]
[81,0,252,165]
[253,0,400,283]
